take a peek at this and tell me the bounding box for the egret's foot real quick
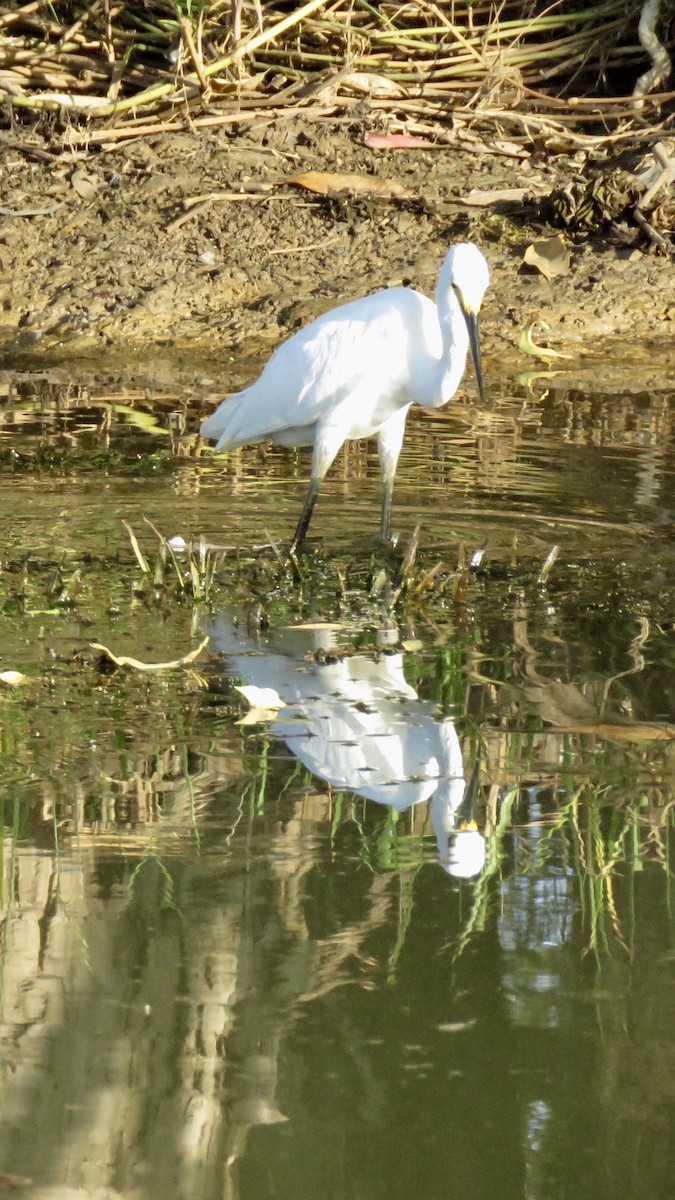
[360,531,401,563]
[288,536,323,564]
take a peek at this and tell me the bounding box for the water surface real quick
[0,357,673,1200]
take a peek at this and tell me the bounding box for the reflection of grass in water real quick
[128,854,179,914]
[0,797,22,1008]
[250,739,270,815]
[341,796,373,873]
[451,784,519,962]
[375,808,400,869]
[387,871,418,984]
[574,799,637,956]
[326,797,442,876]
[513,786,674,959]
[0,651,210,847]
[177,720,201,853]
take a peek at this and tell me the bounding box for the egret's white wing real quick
[201,287,440,452]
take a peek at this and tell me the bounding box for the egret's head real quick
[446,242,490,315]
[438,242,490,402]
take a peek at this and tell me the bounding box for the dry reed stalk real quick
[0,0,671,147]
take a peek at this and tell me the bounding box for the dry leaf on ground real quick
[286,171,409,198]
[523,235,571,279]
[463,187,530,206]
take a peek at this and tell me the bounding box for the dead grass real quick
[0,1,672,152]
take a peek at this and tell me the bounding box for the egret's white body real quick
[201,242,489,551]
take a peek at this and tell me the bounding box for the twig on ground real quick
[632,205,671,252]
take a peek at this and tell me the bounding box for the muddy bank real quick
[1,120,674,384]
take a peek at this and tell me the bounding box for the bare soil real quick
[1,119,674,386]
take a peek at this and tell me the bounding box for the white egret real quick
[201,242,489,552]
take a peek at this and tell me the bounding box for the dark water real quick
[0,360,673,1200]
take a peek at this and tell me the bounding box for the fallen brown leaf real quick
[70,167,100,200]
[363,132,433,149]
[286,170,409,199]
[340,72,405,98]
[523,235,570,280]
[463,187,529,206]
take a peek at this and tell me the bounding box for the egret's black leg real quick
[379,476,394,543]
[289,477,321,556]
[290,425,346,555]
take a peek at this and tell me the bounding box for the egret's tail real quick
[200,389,257,452]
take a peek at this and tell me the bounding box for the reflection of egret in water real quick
[209,616,486,879]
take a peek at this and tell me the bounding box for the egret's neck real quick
[438,285,470,406]
[416,284,470,410]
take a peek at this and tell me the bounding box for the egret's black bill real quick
[465,311,485,404]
